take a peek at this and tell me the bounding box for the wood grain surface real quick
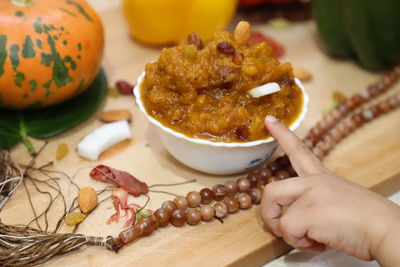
[1,4,400,267]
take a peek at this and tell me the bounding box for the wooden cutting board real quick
[1,6,400,267]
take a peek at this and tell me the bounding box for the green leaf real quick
[0,69,107,153]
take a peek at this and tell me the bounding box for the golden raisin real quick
[65,212,85,226]
[56,143,69,160]
[332,91,347,104]
[184,44,197,58]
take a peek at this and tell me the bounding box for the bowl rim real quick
[134,71,309,148]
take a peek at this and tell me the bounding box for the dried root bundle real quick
[0,150,23,211]
[0,222,120,266]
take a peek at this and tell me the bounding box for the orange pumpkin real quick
[0,0,104,109]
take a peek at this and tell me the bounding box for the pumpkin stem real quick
[18,114,36,155]
[11,0,33,8]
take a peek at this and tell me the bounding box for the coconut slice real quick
[77,120,132,160]
[248,82,281,98]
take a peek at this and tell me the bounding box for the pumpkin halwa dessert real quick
[141,22,303,142]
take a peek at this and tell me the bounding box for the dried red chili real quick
[90,165,148,196]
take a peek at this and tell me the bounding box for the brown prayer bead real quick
[378,101,390,113]
[200,188,214,204]
[382,76,393,87]
[224,180,238,197]
[257,168,272,181]
[161,200,177,213]
[214,202,228,219]
[318,119,329,131]
[330,108,342,121]
[368,83,382,97]
[310,126,322,137]
[246,172,259,187]
[171,209,187,227]
[256,180,268,191]
[154,208,171,227]
[360,89,370,101]
[370,105,381,117]
[323,134,333,145]
[224,197,239,213]
[362,109,374,121]
[319,141,331,154]
[248,188,262,204]
[388,97,397,108]
[325,113,335,126]
[266,161,280,173]
[276,170,290,180]
[351,93,364,106]
[174,196,188,210]
[352,113,364,126]
[200,205,215,221]
[187,191,201,208]
[212,184,227,201]
[187,208,201,225]
[337,122,349,137]
[343,117,356,132]
[326,132,338,144]
[238,193,252,209]
[276,155,290,167]
[237,177,251,192]
[337,103,348,114]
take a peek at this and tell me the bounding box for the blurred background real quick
[88,0,400,72]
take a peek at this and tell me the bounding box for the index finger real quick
[265,115,326,176]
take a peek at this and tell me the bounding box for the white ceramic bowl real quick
[134,72,309,175]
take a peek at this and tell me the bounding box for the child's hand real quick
[261,115,400,265]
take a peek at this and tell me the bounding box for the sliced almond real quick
[248,82,281,98]
[293,67,312,81]
[98,109,132,122]
[234,21,251,45]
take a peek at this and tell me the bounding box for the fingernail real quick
[265,115,278,123]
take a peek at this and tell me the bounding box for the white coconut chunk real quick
[77,120,132,160]
[248,82,281,98]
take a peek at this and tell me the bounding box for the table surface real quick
[1,1,400,267]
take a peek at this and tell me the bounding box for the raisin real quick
[235,125,249,141]
[280,76,294,86]
[217,42,235,56]
[116,80,134,95]
[233,51,244,65]
[187,33,203,50]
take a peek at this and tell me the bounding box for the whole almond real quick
[98,109,132,122]
[234,21,251,45]
[293,67,312,81]
[78,187,98,213]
